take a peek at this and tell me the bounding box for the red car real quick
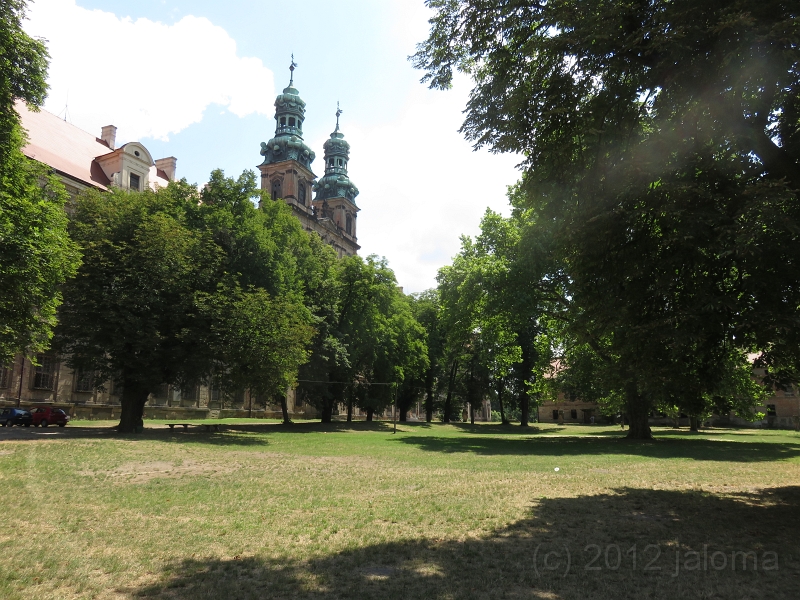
[31,407,70,428]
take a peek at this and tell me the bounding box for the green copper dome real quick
[314,109,359,204]
[260,67,315,169]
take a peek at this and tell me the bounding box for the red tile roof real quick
[17,101,112,189]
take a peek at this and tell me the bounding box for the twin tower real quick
[259,63,360,257]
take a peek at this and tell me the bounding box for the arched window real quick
[271,179,282,200]
[298,182,306,205]
[289,117,296,127]
[346,214,352,235]
[280,117,286,126]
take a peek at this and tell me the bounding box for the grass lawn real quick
[0,421,798,599]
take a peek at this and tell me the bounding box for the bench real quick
[166,423,222,432]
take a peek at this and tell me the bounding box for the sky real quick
[23,0,522,293]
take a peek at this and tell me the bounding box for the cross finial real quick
[335,101,343,132]
[289,54,298,85]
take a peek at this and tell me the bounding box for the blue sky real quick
[25,0,521,292]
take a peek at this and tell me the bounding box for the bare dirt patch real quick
[79,460,223,484]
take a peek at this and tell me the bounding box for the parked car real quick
[31,407,70,428]
[1,408,33,427]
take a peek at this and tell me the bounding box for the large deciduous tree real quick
[415,0,798,438]
[56,171,315,432]
[0,0,80,363]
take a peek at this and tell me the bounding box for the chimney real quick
[155,157,177,181]
[101,125,117,150]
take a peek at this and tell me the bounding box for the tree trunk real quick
[497,378,509,425]
[346,395,353,422]
[279,394,291,425]
[689,416,699,432]
[321,398,333,423]
[425,370,434,422]
[118,382,149,433]
[624,383,653,440]
[444,360,458,423]
[519,392,529,427]
[366,407,374,422]
[399,407,408,422]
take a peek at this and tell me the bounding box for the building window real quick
[0,365,10,389]
[782,385,795,397]
[74,369,94,393]
[129,173,140,191]
[33,355,55,390]
[570,409,578,419]
[298,182,306,205]
[271,179,282,200]
[209,386,221,403]
[280,117,286,126]
[552,410,559,420]
[346,214,352,235]
[182,385,200,403]
[289,117,296,126]
[766,404,777,417]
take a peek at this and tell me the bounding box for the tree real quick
[56,171,317,432]
[409,290,445,422]
[415,0,798,437]
[298,255,428,423]
[0,1,80,363]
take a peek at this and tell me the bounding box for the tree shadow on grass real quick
[0,426,271,447]
[393,434,800,462]
[451,423,565,436]
[130,486,800,600]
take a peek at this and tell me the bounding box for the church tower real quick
[312,105,360,256]
[259,60,360,257]
[259,59,316,217]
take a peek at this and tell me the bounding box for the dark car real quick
[31,407,70,428]
[1,408,33,427]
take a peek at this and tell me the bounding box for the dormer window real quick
[129,173,140,191]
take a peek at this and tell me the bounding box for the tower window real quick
[346,214,352,235]
[271,179,282,200]
[337,159,343,166]
[289,117,296,126]
[299,183,306,205]
[280,117,286,126]
[329,159,335,167]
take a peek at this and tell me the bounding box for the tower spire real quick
[289,54,297,85]
[335,102,342,132]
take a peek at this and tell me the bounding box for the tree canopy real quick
[56,171,316,432]
[0,0,80,364]
[414,0,799,436]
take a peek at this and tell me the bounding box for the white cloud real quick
[326,75,522,294]
[24,0,274,142]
